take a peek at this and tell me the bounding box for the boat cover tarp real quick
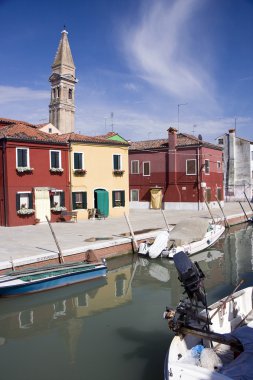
[220,323,253,379]
[170,218,210,246]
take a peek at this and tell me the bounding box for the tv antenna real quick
[111,112,114,132]
[192,124,197,135]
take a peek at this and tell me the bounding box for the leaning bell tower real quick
[49,29,78,133]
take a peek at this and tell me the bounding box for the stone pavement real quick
[0,202,252,270]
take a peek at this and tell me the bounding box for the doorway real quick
[94,189,109,217]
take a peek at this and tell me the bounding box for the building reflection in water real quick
[0,225,253,364]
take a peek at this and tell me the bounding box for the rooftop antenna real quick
[104,117,107,133]
[111,112,114,132]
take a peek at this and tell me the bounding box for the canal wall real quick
[0,203,252,274]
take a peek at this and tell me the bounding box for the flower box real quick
[17,208,35,215]
[73,169,87,175]
[113,170,125,176]
[50,168,64,174]
[16,167,34,173]
[51,206,67,213]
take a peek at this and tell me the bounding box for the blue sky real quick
[1,0,253,143]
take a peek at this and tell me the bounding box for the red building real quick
[0,118,70,226]
[129,128,223,210]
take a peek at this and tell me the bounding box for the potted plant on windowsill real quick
[51,202,67,213]
[73,169,87,175]
[113,169,125,176]
[17,204,35,215]
[50,168,64,174]
[16,167,34,174]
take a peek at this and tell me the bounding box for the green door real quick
[95,190,109,217]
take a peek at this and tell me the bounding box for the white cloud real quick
[124,82,139,92]
[122,0,217,105]
[0,86,48,104]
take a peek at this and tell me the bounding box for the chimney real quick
[168,127,178,150]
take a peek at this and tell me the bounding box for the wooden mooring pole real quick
[45,215,64,263]
[239,201,249,222]
[124,213,139,253]
[161,209,170,231]
[215,196,230,228]
[244,191,253,212]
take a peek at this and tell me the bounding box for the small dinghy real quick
[163,251,253,380]
[138,231,169,258]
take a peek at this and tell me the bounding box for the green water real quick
[0,224,252,380]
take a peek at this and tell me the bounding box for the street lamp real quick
[177,103,188,132]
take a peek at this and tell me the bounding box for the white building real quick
[217,129,253,201]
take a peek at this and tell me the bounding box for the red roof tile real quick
[61,132,129,146]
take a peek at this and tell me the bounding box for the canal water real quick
[1,224,253,380]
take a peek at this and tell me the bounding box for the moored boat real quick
[162,218,225,258]
[163,251,253,380]
[0,260,107,297]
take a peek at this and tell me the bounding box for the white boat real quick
[138,230,170,258]
[163,251,253,380]
[161,218,225,258]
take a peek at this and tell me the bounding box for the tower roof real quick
[52,29,75,76]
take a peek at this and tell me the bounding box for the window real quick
[48,128,52,133]
[131,160,139,174]
[16,148,29,168]
[130,189,139,201]
[218,138,224,145]
[113,154,122,170]
[16,192,33,211]
[75,293,89,307]
[53,301,66,319]
[72,192,87,210]
[112,191,125,207]
[115,274,126,297]
[52,88,56,99]
[50,191,65,208]
[74,152,84,170]
[50,150,61,169]
[68,89,73,99]
[143,161,150,176]
[57,87,60,98]
[19,310,34,329]
[217,161,221,170]
[204,159,210,174]
[186,159,196,175]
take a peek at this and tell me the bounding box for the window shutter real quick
[28,193,33,209]
[112,191,116,207]
[72,192,76,210]
[82,192,87,209]
[121,191,125,207]
[16,194,20,211]
[50,195,54,208]
[60,192,65,207]
[74,153,78,169]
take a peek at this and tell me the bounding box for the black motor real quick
[173,251,206,306]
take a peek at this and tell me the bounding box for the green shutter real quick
[121,191,125,207]
[16,194,20,211]
[60,192,65,207]
[72,192,76,210]
[112,191,116,207]
[82,192,87,209]
[28,193,33,209]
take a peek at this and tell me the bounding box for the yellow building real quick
[63,132,130,219]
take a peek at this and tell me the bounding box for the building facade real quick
[63,132,130,219]
[129,128,223,210]
[217,129,253,201]
[0,119,70,226]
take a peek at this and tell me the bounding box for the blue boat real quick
[0,260,107,297]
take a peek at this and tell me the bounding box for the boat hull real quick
[165,224,225,258]
[0,264,107,297]
[165,287,253,379]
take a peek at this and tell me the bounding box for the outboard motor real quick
[173,251,206,307]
